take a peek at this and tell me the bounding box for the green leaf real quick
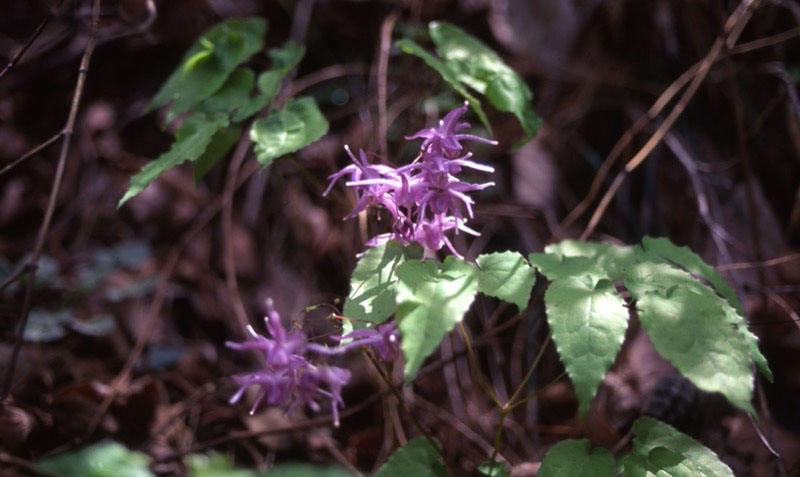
[428,21,540,137]
[254,41,307,109]
[193,125,242,182]
[249,96,328,167]
[256,70,282,105]
[636,237,742,313]
[544,240,635,282]
[477,461,510,477]
[635,237,772,381]
[395,257,478,381]
[268,40,305,73]
[624,262,755,413]
[261,464,354,477]
[37,441,154,477]
[147,18,267,120]
[395,38,491,132]
[475,251,535,310]
[196,68,254,117]
[186,453,256,477]
[622,417,734,477]
[342,241,422,332]
[538,439,615,477]
[375,437,446,477]
[528,253,607,282]
[119,113,230,206]
[545,274,628,417]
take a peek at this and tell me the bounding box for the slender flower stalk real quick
[324,102,497,257]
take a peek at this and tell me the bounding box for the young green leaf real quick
[538,439,615,477]
[477,461,510,477]
[394,38,491,131]
[267,40,305,74]
[545,275,628,417]
[147,18,267,121]
[622,417,734,477]
[475,251,535,310]
[249,97,328,167]
[634,236,771,381]
[342,241,422,332]
[624,262,755,413]
[186,452,256,477]
[119,113,230,207]
[395,257,478,381]
[375,437,446,477]
[255,41,307,108]
[193,125,242,182]
[636,236,742,314]
[528,253,607,282]
[544,240,635,282]
[37,440,154,477]
[428,21,540,137]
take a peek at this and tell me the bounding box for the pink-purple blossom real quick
[227,300,398,426]
[324,102,497,257]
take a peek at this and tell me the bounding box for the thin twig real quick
[0,131,62,179]
[365,352,446,460]
[0,0,67,80]
[580,0,760,240]
[555,5,794,239]
[1,0,101,402]
[221,137,255,337]
[717,252,800,271]
[376,11,399,157]
[84,161,261,437]
[155,391,383,463]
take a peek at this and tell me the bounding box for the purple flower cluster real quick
[227,300,399,426]
[324,102,497,257]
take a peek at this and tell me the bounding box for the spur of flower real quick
[227,300,399,426]
[324,102,497,257]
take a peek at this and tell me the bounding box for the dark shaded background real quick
[1,0,799,475]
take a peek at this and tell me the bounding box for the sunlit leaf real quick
[249,97,328,167]
[545,275,628,417]
[375,437,446,477]
[624,262,755,413]
[395,257,477,381]
[428,21,540,137]
[119,113,230,206]
[37,441,154,477]
[544,240,635,282]
[342,241,422,333]
[634,236,772,381]
[622,417,734,477]
[475,251,535,310]
[477,461,510,477]
[147,18,267,121]
[528,253,607,282]
[538,439,614,477]
[186,453,256,477]
[395,38,491,131]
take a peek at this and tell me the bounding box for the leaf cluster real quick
[119,18,328,207]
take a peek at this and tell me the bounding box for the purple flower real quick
[405,102,498,158]
[325,102,497,256]
[308,322,400,362]
[228,300,401,426]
